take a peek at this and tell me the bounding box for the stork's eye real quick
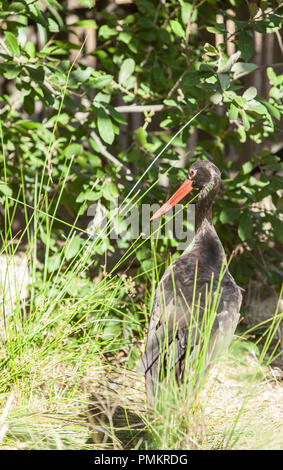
[189,168,197,179]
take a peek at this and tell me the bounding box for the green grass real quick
[0,208,282,449]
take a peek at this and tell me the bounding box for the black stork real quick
[138,160,242,400]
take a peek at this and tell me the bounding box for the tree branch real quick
[114,104,166,113]
[235,62,283,79]
[275,30,283,55]
[90,131,133,178]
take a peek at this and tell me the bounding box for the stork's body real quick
[139,161,242,398]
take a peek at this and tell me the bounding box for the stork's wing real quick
[137,253,241,382]
[137,256,204,376]
[137,299,191,376]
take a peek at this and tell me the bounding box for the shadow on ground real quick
[86,367,148,449]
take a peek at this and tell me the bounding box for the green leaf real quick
[69,67,93,84]
[24,41,36,58]
[47,254,61,273]
[16,120,43,130]
[97,109,114,145]
[242,161,253,174]
[40,231,56,251]
[137,127,148,147]
[170,20,185,38]
[99,24,117,39]
[238,31,253,61]
[26,66,45,83]
[218,73,230,90]
[206,25,226,35]
[210,92,222,105]
[107,105,127,125]
[232,62,258,78]
[23,95,34,115]
[93,92,111,105]
[247,102,268,115]
[118,58,135,87]
[182,70,200,87]
[181,1,197,25]
[0,182,12,197]
[248,2,260,18]
[7,2,25,12]
[258,100,280,120]
[218,51,241,73]
[65,236,82,260]
[119,32,132,44]
[64,143,81,159]
[2,64,20,79]
[203,43,218,56]
[5,32,20,57]
[103,182,119,201]
[240,109,250,130]
[76,0,95,7]
[272,218,283,243]
[71,20,97,29]
[220,208,240,223]
[48,17,59,32]
[234,96,245,107]
[228,103,239,120]
[76,190,101,203]
[93,73,113,89]
[238,126,246,142]
[238,212,253,241]
[267,67,278,86]
[243,86,257,101]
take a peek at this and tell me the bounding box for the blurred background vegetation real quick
[0,0,282,362]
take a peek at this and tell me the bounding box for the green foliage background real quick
[0,0,282,295]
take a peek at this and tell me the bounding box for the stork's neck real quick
[188,189,226,266]
[195,190,216,233]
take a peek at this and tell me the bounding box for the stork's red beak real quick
[151,178,194,221]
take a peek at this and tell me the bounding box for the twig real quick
[185,0,195,46]
[139,0,164,68]
[225,4,282,43]
[115,0,133,4]
[185,0,206,46]
[42,78,61,97]
[167,69,188,100]
[112,81,135,97]
[166,54,199,100]
[90,130,132,177]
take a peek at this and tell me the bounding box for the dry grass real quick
[0,359,102,450]
[200,348,283,450]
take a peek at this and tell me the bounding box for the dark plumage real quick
[138,160,242,400]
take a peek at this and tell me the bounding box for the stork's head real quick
[151,160,221,220]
